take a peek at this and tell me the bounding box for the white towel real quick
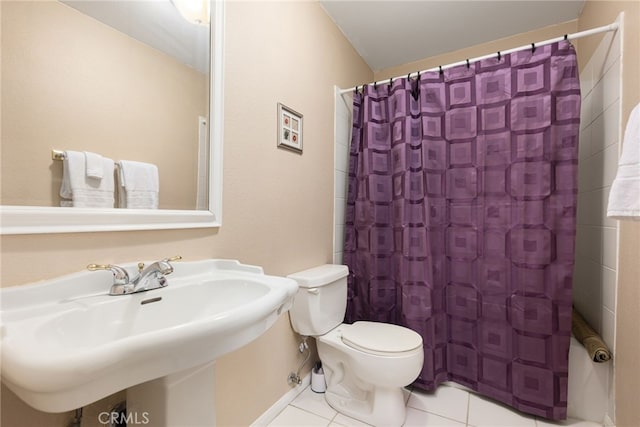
[607,102,640,219]
[117,160,159,209]
[60,150,115,208]
[85,151,105,179]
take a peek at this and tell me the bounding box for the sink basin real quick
[1,259,298,413]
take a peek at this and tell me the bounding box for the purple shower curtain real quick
[344,41,580,420]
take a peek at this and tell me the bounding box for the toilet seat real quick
[341,321,422,355]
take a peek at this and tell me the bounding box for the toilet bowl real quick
[318,322,423,426]
[287,265,424,427]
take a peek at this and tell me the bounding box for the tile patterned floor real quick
[265,383,603,427]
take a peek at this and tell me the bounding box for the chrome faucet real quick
[87,256,182,295]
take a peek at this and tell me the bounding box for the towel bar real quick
[51,150,119,169]
[51,149,66,160]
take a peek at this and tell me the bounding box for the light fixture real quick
[171,0,210,26]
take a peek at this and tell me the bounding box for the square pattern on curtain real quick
[344,41,580,420]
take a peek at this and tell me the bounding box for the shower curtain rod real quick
[339,22,618,95]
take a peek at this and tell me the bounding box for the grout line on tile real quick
[288,401,336,423]
[289,404,337,425]
[465,390,471,427]
[419,408,472,426]
[328,410,339,425]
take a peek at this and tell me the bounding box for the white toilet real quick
[288,264,424,427]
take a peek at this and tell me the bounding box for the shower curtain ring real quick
[531,42,536,53]
[497,51,501,61]
[439,65,443,75]
[466,59,470,68]
[564,34,568,40]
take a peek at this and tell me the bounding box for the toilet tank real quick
[287,264,348,336]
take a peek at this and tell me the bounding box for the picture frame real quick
[277,103,303,154]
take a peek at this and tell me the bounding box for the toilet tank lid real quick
[287,264,348,288]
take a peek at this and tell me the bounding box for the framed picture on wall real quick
[277,103,303,154]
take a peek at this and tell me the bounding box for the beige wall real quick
[215,2,371,424]
[0,1,372,427]
[576,3,640,427]
[1,1,206,210]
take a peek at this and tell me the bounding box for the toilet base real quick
[315,323,423,427]
[324,385,407,427]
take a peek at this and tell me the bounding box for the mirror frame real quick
[0,1,224,235]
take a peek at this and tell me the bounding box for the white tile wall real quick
[573,15,622,424]
[575,34,621,336]
[333,87,353,264]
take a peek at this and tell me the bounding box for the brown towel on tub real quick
[572,307,612,362]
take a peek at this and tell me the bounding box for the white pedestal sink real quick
[0,259,298,426]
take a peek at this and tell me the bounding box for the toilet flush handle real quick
[307,288,320,295]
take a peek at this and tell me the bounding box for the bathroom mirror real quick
[0,0,224,234]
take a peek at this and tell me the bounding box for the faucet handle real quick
[87,264,130,285]
[164,255,183,262]
[138,262,145,273]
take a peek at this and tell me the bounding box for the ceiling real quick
[320,0,585,72]
[62,0,209,73]
[61,1,585,76]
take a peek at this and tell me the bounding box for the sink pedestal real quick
[127,361,216,427]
